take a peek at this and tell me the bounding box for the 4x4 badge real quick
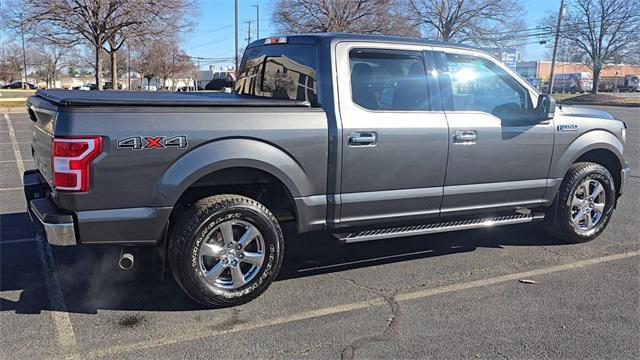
[117,135,188,150]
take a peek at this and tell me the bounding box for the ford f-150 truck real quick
[23,34,630,307]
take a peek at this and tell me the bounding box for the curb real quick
[0,107,27,113]
[559,101,640,108]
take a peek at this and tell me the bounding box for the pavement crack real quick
[266,341,336,360]
[490,343,509,360]
[540,245,565,257]
[330,273,401,360]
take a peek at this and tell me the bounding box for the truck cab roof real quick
[247,32,481,52]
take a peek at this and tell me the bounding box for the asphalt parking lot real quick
[1,107,638,359]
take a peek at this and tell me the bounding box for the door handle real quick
[453,130,477,144]
[349,132,377,146]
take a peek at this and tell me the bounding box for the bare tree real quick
[12,0,197,90]
[32,42,77,88]
[540,0,640,94]
[0,43,25,83]
[408,0,526,45]
[147,39,195,90]
[273,0,419,36]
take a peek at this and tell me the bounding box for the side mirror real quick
[536,94,556,120]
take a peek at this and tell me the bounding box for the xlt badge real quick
[557,124,578,132]
[117,135,188,150]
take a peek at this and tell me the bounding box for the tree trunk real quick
[111,50,118,90]
[592,63,601,95]
[95,45,103,90]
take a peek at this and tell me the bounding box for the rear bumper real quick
[24,170,77,246]
[24,170,172,246]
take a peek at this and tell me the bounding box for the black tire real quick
[553,162,616,244]
[169,195,284,307]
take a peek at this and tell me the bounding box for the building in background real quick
[516,61,640,80]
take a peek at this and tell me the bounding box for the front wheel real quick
[169,195,284,307]
[553,162,616,243]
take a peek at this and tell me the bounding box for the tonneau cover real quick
[34,90,311,107]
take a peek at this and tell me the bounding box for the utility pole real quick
[245,20,252,45]
[234,0,239,73]
[252,4,260,39]
[548,0,565,95]
[196,57,200,91]
[20,13,28,89]
[127,44,131,90]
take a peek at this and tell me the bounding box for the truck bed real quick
[34,89,312,107]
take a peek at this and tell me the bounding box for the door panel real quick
[335,43,449,227]
[435,50,554,214]
[442,112,553,213]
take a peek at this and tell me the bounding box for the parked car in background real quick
[2,81,37,89]
[104,81,123,90]
[72,84,98,91]
[552,72,593,93]
[142,85,157,91]
[598,75,640,92]
[205,71,236,90]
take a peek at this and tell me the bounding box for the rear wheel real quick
[169,195,284,307]
[553,162,616,243]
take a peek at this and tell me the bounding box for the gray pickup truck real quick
[24,34,630,307]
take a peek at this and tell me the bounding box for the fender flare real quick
[154,138,313,206]
[549,129,624,179]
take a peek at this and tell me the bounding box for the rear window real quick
[235,44,318,105]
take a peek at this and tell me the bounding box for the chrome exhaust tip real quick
[119,248,135,270]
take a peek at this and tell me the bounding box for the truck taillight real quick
[52,137,102,192]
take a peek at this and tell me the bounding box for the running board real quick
[334,213,545,243]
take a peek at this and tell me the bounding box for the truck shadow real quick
[0,212,567,314]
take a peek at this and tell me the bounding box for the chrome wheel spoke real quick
[219,221,235,245]
[571,196,583,208]
[572,208,585,225]
[593,202,605,213]
[580,182,590,197]
[204,262,226,283]
[200,243,222,258]
[230,266,246,287]
[241,251,264,266]
[586,212,594,228]
[237,225,260,249]
[590,182,603,199]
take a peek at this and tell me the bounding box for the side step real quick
[334,213,544,243]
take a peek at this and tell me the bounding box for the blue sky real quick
[185,0,561,69]
[0,0,561,69]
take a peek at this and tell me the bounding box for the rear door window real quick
[349,49,430,111]
[235,44,318,105]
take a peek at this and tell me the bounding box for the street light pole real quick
[548,0,565,95]
[20,13,28,89]
[234,0,239,73]
[252,5,259,39]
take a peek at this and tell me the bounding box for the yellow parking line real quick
[79,250,640,359]
[5,113,79,356]
[3,114,24,182]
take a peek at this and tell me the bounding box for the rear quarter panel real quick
[52,107,328,211]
